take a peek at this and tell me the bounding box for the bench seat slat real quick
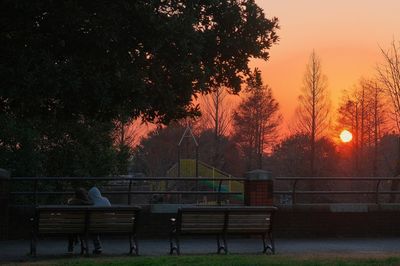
[91,213,136,217]
[89,229,134,232]
[90,218,135,221]
[88,225,133,228]
[181,226,224,229]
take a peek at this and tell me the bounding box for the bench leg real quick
[169,232,180,255]
[129,234,139,255]
[30,233,37,257]
[30,218,37,257]
[80,236,86,255]
[269,231,275,254]
[80,234,89,256]
[217,235,227,254]
[262,232,275,254]
[169,234,174,255]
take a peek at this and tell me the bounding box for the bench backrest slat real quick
[227,212,271,233]
[88,210,137,233]
[180,212,225,233]
[38,210,86,234]
[177,207,276,235]
[35,206,140,235]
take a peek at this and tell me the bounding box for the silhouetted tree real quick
[112,118,150,174]
[270,134,339,177]
[379,133,400,177]
[295,51,330,176]
[200,88,232,138]
[233,69,281,170]
[377,40,400,201]
[132,125,243,177]
[199,88,235,169]
[368,81,387,176]
[198,129,244,177]
[336,79,387,176]
[378,40,400,132]
[132,123,184,177]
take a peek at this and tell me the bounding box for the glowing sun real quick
[340,130,353,143]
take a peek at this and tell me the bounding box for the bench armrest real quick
[30,217,36,228]
[170,217,177,232]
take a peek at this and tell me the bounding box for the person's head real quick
[88,186,102,199]
[88,186,111,206]
[75,187,89,201]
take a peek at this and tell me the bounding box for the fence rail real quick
[9,176,400,206]
[9,176,246,206]
[273,177,400,205]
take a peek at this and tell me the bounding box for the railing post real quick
[177,148,180,178]
[375,180,382,204]
[128,179,132,205]
[217,180,223,206]
[292,180,298,205]
[0,169,10,240]
[34,179,38,206]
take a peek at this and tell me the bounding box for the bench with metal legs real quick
[30,205,140,256]
[169,206,277,255]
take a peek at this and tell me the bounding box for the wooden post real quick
[0,169,10,240]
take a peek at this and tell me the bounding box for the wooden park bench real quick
[30,205,140,256]
[169,206,277,255]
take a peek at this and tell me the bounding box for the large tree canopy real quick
[1,0,278,123]
[0,0,278,176]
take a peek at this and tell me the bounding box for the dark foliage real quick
[270,134,339,177]
[0,1,278,176]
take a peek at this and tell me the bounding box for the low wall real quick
[6,204,400,239]
[275,212,400,237]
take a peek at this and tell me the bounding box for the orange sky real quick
[252,0,400,133]
[138,1,400,143]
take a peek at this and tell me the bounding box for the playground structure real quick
[164,125,243,204]
[166,159,244,204]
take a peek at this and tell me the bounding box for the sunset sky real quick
[252,0,400,133]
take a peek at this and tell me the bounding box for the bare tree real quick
[377,39,400,201]
[113,118,149,149]
[200,87,233,138]
[337,79,387,176]
[336,91,359,175]
[367,81,387,176]
[199,88,234,167]
[377,40,400,131]
[295,51,330,176]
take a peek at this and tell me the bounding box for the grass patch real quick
[10,255,400,266]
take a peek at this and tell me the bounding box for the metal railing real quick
[9,176,246,206]
[10,176,400,207]
[273,177,400,205]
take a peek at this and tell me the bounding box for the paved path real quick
[1,237,400,263]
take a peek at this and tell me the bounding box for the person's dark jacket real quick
[67,188,92,205]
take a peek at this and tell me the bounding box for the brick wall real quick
[244,180,273,206]
[8,206,400,239]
